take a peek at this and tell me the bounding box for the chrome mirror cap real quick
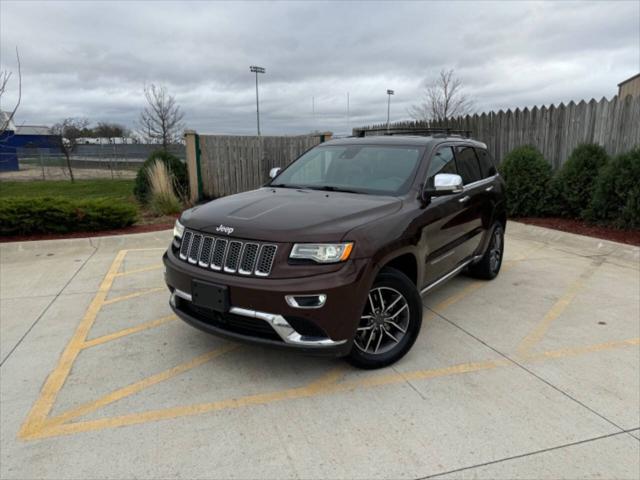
[269,167,282,179]
[433,173,464,194]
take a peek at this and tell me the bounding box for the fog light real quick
[285,294,327,309]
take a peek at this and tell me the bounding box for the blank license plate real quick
[191,280,229,313]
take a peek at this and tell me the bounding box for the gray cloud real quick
[1,0,638,135]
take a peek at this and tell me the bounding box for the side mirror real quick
[269,167,282,179]
[422,173,464,202]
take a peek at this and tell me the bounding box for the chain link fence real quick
[0,144,185,181]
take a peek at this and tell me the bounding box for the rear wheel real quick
[467,222,504,280]
[346,268,422,369]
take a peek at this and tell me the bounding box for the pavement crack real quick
[0,245,98,368]
[419,430,631,479]
[425,306,635,441]
[391,365,428,401]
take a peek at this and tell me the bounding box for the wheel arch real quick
[376,251,419,287]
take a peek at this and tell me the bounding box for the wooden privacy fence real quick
[354,95,640,169]
[184,132,331,201]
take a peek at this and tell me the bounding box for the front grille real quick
[178,229,277,277]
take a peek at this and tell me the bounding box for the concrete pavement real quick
[1,222,638,479]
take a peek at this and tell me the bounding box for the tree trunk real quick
[64,152,75,182]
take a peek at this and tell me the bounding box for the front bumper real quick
[163,248,374,356]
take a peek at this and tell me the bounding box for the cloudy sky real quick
[1,0,638,135]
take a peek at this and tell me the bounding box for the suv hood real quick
[181,187,402,242]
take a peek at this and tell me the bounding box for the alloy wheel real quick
[489,227,503,272]
[354,287,410,355]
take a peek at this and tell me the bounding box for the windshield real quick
[270,145,424,195]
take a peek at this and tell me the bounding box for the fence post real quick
[184,130,202,203]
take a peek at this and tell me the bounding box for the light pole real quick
[250,65,265,136]
[386,89,394,133]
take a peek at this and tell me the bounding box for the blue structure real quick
[0,125,59,172]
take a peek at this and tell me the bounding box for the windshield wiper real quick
[308,185,363,194]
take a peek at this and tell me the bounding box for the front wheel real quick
[346,267,422,369]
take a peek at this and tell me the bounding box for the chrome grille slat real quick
[255,244,277,276]
[198,237,214,267]
[238,243,259,275]
[224,241,243,273]
[211,239,228,270]
[179,231,193,260]
[187,234,203,264]
[178,229,276,277]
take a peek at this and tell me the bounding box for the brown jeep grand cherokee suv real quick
[164,134,506,369]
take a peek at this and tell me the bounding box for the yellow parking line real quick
[20,241,634,441]
[103,287,165,305]
[526,337,640,361]
[81,315,178,349]
[23,337,638,440]
[18,249,128,439]
[114,264,163,277]
[43,344,239,429]
[517,260,601,357]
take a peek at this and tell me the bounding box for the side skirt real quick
[420,255,482,295]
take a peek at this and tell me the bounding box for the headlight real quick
[173,219,185,239]
[290,243,353,263]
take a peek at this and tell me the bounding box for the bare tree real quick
[137,84,184,150]
[0,47,22,134]
[408,69,474,122]
[51,118,90,182]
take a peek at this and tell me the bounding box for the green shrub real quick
[588,148,640,229]
[499,145,552,217]
[0,197,138,235]
[149,193,183,216]
[553,144,609,218]
[134,150,188,203]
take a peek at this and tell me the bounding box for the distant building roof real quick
[16,125,53,135]
[618,73,640,87]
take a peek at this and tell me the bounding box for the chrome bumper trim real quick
[170,290,345,347]
[173,288,192,302]
[284,294,327,309]
[229,306,346,347]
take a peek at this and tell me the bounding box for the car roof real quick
[322,135,487,149]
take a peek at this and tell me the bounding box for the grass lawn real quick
[0,179,135,202]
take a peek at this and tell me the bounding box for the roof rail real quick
[355,127,472,138]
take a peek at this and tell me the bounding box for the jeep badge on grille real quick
[216,225,234,235]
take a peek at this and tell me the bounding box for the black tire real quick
[346,267,422,369]
[467,222,504,280]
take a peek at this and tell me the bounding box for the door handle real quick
[485,185,494,192]
[459,195,471,203]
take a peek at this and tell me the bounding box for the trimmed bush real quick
[134,150,188,203]
[0,197,138,236]
[553,144,609,218]
[499,145,552,217]
[588,148,640,229]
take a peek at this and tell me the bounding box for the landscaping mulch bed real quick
[517,217,640,247]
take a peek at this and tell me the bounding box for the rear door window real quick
[426,146,457,187]
[454,146,482,185]
[476,148,497,178]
